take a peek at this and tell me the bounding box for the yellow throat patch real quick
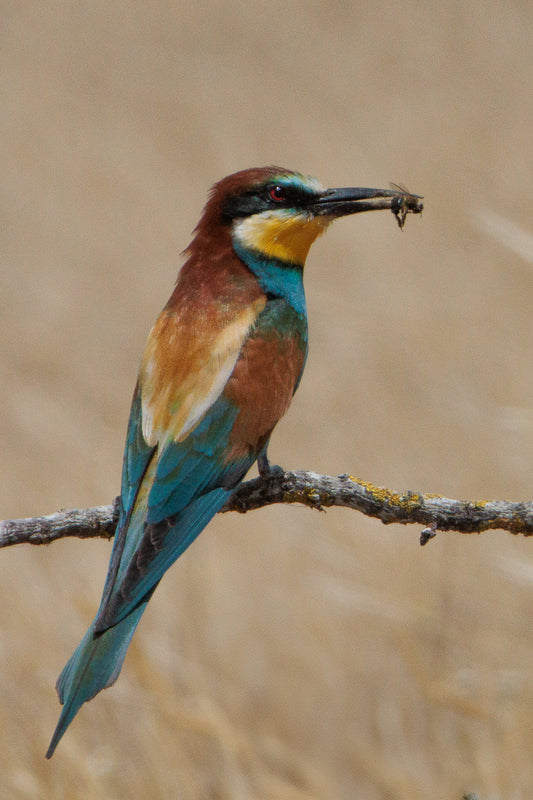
[233,210,332,267]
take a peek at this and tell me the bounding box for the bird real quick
[46,166,422,757]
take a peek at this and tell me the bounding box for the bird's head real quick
[195,166,422,268]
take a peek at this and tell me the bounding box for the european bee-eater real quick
[46,166,421,757]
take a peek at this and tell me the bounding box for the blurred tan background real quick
[2,2,533,798]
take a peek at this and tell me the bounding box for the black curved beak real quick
[312,186,423,225]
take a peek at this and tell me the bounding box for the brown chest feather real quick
[223,334,304,459]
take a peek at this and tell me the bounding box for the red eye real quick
[269,185,286,202]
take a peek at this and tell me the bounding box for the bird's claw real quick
[257,452,284,480]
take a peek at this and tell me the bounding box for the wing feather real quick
[94,301,265,633]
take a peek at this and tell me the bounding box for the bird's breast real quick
[222,303,307,460]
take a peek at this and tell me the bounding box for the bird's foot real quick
[257,452,284,480]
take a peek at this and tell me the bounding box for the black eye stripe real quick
[222,183,319,220]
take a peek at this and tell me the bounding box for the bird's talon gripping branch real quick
[257,451,284,480]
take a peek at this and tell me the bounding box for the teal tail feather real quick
[45,600,148,759]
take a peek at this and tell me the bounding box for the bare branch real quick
[2,470,533,550]
[0,502,120,548]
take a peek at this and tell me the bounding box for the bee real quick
[389,182,424,229]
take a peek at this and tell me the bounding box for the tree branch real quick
[2,470,533,550]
